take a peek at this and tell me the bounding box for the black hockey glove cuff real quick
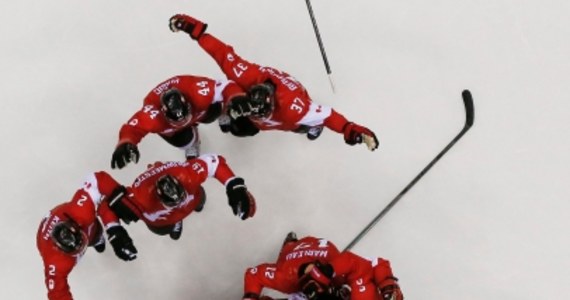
[107,186,139,224]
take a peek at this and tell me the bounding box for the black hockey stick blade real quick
[462,89,475,128]
[343,90,475,251]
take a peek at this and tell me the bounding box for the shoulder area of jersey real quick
[146,161,190,170]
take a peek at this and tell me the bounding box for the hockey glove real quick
[229,95,260,119]
[379,277,403,300]
[106,225,138,261]
[331,284,351,300]
[107,186,139,224]
[226,177,256,220]
[342,122,379,151]
[299,262,334,300]
[111,142,140,169]
[228,117,260,137]
[169,14,208,40]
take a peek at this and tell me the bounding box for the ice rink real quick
[1,0,569,299]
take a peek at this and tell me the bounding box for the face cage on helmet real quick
[156,175,187,208]
[51,222,88,255]
[248,84,275,118]
[161,91,191,126]
[254,98,274,118]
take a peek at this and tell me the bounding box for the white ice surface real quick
[1,0,569,299]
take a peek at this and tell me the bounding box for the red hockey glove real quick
[169,14,207,40]
[343,122,379,151]
[299,262,334,299]
[226,177,256,220]
[379,277,403,300]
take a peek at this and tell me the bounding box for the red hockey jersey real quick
[100,154,237,228]
[118,75,244,145]
[243,236,340,296]
[198,34,350,133]
[36,172,120,300]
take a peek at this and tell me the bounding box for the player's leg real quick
[146,222,183,241]
[160,125,201,159]
[89,219,106,253]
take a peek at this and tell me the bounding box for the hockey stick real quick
[343,90,475,251]
[304,0,335,93]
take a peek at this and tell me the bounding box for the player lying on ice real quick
[241,232,403,300]
[169,14,379,152]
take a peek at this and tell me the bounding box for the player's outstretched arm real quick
[323,109,379,151]
[112,108,158,169]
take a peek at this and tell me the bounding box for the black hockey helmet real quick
[51,220,88,255]
[156,174,187,207]
[160,88,191,126]
[247,81,275,118]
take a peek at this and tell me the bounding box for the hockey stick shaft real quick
[305,0,331,74]
[304,0,336,93]
[343,90,475,251]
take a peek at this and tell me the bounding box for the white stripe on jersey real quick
[296,103,332,127]
[82,173,102,206]
[198,153,221,178]
[213,80,232,104]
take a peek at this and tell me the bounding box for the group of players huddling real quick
[37,13,403,300]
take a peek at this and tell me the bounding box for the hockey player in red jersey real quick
[100,153,256,241]
[242,232,343,300]
[37,172,137,300]
[168,14,379,152]
[242,233,403,300]
[298,251,403,300]
[110,74,248,169]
